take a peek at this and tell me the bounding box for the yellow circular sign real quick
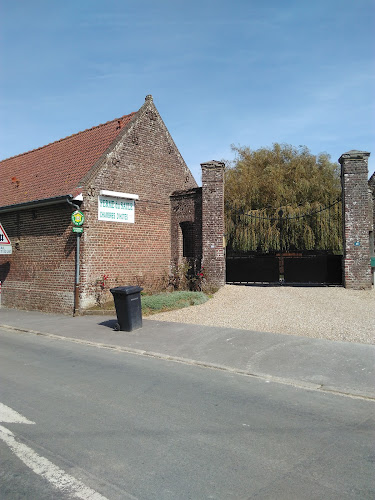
[71,210,84,226]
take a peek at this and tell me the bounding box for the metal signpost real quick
[71,211,84,315]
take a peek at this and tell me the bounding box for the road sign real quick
[72,227,83,234]
[71,210,84,226]
[0,224,12,254]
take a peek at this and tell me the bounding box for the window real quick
[180,222,195,258]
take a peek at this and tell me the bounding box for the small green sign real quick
[72,226,83,234]
[71,210,85,226]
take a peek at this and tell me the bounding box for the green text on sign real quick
[98,196,135,223]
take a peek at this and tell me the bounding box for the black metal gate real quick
[226,200,343,285]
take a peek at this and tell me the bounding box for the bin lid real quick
[110,286,143,295]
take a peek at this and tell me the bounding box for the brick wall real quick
[369,173,375,255]
[79,95,197,309]
[339,150,372,289]
[201,161,226,288]
[170,187,202,267]
[0,204,75,313]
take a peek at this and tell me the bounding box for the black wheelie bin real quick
[110,286,143,331]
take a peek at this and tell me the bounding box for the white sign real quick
[0,223,12,254]
[98,196,135,223]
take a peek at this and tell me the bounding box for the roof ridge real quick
[1,111,136,163]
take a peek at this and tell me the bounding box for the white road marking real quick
[0,402,109,500]
[0,402,35,424]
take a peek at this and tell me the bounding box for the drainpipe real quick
[67,197,81,316]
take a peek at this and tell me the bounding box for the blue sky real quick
[1,0,374,182]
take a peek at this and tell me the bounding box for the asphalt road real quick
[0,328,374,499]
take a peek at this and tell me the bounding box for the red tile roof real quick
[0,112,136,209]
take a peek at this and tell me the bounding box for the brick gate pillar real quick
[201,161,226,288]
[339,150,372,289]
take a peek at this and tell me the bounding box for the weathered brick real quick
[201,161,225,287]
[339,150,372,289]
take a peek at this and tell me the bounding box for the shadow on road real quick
[98,319,118,330]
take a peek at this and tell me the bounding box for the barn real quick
[0,95,225,314]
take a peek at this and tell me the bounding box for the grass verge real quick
[141,291,208,316]
[89,291,209,316]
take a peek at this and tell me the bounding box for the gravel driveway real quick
[151,285,375,344]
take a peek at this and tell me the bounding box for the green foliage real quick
[141,291,208,315]
[225,143,341,210]
[88,291,209,314]
[226,202,342,253]
[225,143,342,252]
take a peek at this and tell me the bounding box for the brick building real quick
[0,95,226,314]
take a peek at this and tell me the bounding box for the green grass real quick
[141,291,208,315]
[90,291,209,316]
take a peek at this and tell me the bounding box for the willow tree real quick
[225,143,342,252]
